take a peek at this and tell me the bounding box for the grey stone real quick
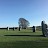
[13,27,15,31]
[19,27,21,31]
[41,21,48,37]
[7,27,9,31]
[32,26,36,32]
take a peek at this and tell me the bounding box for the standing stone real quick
[7,27,9,31]
[19,27,21,31]
[13,27,15,31]
[44,24,48,36]
[35,26,36,31]
[32,26,36,32]
[41,21,48,37]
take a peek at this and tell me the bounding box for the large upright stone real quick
[44,24,48,37]
[32,26,36,32]
[41,21,48,37]
[7,27,9,31]
[13,27,15,31]
[19,27,21,31]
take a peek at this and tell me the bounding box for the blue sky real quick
[0,0,48,27]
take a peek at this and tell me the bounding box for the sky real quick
[0,0,48,27]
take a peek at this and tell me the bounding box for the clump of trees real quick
[18,18,30,29]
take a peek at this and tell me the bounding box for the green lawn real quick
[0,29,48,48]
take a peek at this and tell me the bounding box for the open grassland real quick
[0,29,48,48]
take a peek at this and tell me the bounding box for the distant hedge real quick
[36,26,42,31]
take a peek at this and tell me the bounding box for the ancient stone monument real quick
[41,21,48,37]
[19,27,21,31]
[32,26,36,32]
[7,27,9,31]
[13,27,15,31]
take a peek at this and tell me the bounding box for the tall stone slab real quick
[32,26,36,32]
[13,27,15,31]
[19,27,21,31]
[41,21,48,37]
[7,27,9,31]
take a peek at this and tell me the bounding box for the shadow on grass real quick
[4,35,43,37]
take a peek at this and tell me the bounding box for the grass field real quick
[0,29,48,48]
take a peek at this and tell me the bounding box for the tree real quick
[18,18,30,29]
